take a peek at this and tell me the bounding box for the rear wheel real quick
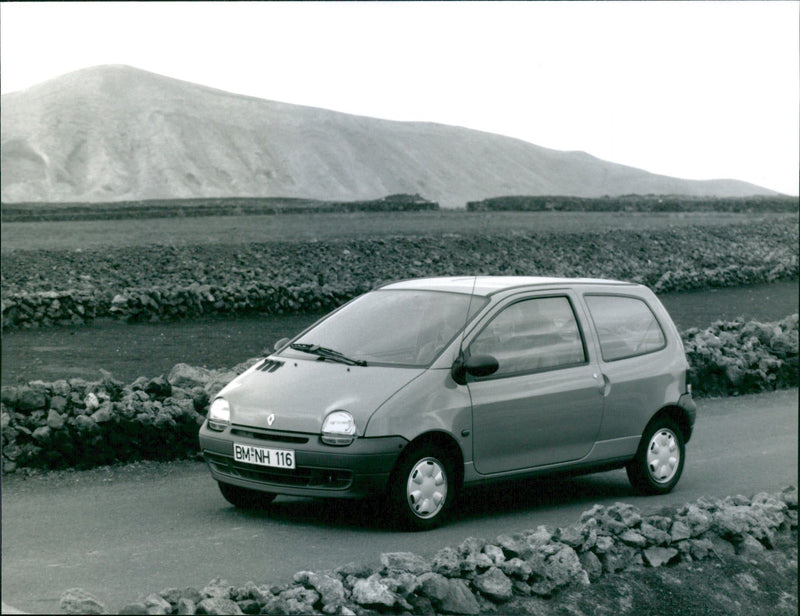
[627,417,685,495]
[218,482,276,509]
[387,444,456,531]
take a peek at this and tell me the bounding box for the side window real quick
[469,296,586,377]
[584,295,666,361]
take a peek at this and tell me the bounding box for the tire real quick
[626,417,685,495]
[218,482,276,509]
[387,444,456,531]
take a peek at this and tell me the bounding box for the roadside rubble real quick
[58,486,797,615]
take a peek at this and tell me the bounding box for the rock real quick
[606,502,643,529]
[59,588,107,615]
[483,543,505,565]
[780,485,798,509]
[1,386,19,407]
[73,414,98,433]
[32,425,51,443]
[579,550,603,582]
[689,538,714,560]
[119,603,149,614]
[145,376,172,399]
[168,364,213,389]
[643,547,679,567]
[639,522,671,546]
[335,562,374,579]
[499,557,532,581]
[593,535,615,554]
[351,574,396,608]
[381,571,420,597]
[264,587,320,615]
[17,386,47,412]
[417,572,481,615]
[196,597,243,615]
[545,546,589,588]
[735,533,766,557]
[47,409,65,429]
[601,543,641,573]
[707,534,737,559]
[473,567,513,603]
[432,546,462,577]
[682,504,712,537]
[177,598,197,615]
[619,529,647,548]
[554,525,584,549]
[158,588,182,606]
[458,536,486,556]
[669,520,692,543]
[201,579,232,600]
[144,593,172,614]
[236,599,261,614]
[91,403,113,424]
[380,551,431,575]
[294,572,345,611]
[84,392,100,411]
[50,395,68,414]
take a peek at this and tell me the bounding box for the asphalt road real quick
[2,389,797,614]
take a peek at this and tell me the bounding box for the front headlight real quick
[208,398,230,431]
[321,410,356,446]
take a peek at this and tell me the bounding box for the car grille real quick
[204,452,353,490]
[230,427,309,445]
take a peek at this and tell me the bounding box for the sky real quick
[1,1,798,196]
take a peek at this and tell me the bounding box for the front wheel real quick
[218,482,276,509]
[627,417,685,495]
[387,445,456,531]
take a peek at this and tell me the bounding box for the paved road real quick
[3,389,797,614]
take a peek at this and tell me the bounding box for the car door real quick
[467,292,604,475]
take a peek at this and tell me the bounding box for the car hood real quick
[217,357,425,434]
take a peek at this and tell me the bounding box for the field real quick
[1,210,795,252]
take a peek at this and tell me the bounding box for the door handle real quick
[593,373,611,397]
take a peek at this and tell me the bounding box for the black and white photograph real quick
[1,2,798,614]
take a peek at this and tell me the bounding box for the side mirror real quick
[274,337,290,351]
[452,354,499,384]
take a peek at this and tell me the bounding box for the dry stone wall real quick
[1,316,797,474]
[59,486,798,615]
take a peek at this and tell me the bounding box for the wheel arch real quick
[647,405,693,444]
[391,430,465,493]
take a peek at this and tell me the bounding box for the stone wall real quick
[59,486,798,615]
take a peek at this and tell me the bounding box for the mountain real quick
[0,65,778,208]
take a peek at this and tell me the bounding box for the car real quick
[199,276,696,530]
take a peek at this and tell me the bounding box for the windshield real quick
[287,289,487,367]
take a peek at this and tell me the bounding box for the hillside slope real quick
[0,65,777,207]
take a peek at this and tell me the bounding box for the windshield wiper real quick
[289,343,367,367]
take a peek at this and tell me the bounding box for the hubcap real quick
[646,429,680,484]
[406,457,448,519]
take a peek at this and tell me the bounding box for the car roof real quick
[380,276,636,296]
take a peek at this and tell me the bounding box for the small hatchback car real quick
[199,276,695,529]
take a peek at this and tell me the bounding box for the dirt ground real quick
[505,529,798,616]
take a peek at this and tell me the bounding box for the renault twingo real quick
[199,276,695,530]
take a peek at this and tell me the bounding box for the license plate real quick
[233,443,295,469]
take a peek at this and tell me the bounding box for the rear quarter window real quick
[584,294,666,362]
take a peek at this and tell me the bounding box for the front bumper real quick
[199,421,408,499]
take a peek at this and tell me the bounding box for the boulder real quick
[432,546,462,577]
[294,572,345,612]
[144,593,172,614]
[380,551,431,575]
[47,409,66,430]
[264,587,320,615]
[351,573,396,608]
[168,364,213,389]
[417,572,481,615]
[59,588,107,615]
[642,547,679,567]
[196,597,243,615]
[473,567,513,603]
[16,386,47,412]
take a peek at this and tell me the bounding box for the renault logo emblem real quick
[267,413,276,426]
